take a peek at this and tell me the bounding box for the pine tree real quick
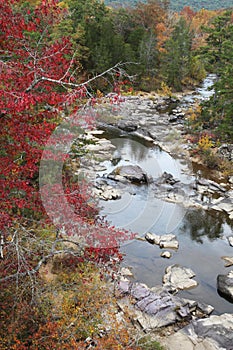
[200,11,233,140]
[162,17,193,91]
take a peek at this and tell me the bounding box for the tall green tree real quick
[57,0,108,70]
[200,11,233,140]
[162,17,193,91]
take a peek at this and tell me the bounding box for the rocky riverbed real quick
[71,78,233,349]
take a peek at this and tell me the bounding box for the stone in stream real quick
[119,267,134,277]
[93,181,121,200]
[160,171,180,185]
[145,232,161,245]
[221,256,233,267]
[160,251,172,259]
[160,238,179,250]
[217,270,233,302]
[145,232,179,250]
[227,236,233,247]
[107,165,149,184]
[163,264,198,292]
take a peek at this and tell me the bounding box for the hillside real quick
[105,0,233,11]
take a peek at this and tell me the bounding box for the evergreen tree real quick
[162,17,193,91]
[200,11,233,140]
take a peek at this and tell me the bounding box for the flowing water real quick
[98,76,233,314]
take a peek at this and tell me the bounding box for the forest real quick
[105,0,233,11]
[0,0,233,348]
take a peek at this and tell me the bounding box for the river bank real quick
[71,77,233,349]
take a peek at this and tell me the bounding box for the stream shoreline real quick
[73,81,233,349]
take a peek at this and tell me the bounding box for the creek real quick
[95,75,233,315]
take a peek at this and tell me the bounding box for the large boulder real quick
[217,270,233,302]
[107,165,148,184]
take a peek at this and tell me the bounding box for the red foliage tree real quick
[0,0,133,277]
[0,0,77,228]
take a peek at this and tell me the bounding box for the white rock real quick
[229,176,233,184]
[211,205,223,212]
[120,267,133,277]
[160,240,179,250]
[163,264,198,291]
[221,256,233,267]
[160,251,172,259]
[145,232,161,245]
[161,234,176,241]
[216,202,233,214]
[87,129,105,135]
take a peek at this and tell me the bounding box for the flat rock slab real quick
[117,284,182,330]
[163,264,198,291]
[117,297,177,330]
[162,313,233,350]
[117,280,213,332]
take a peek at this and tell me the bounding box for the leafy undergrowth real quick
[137,336,165,350]
[1,250,165,350]
[185,106,233,178]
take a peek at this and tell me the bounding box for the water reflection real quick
[111,137,154,164]
[181,209,225,243]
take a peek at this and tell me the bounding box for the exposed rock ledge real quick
[117,280,213,332]
[162,313,233,350]
[116,279,233,350]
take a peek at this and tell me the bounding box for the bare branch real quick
[25,61,137,93]
[0,235,85,283]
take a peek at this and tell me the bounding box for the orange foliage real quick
[180,6,196,21]
[133,0,166,30]
[188,9,217,49]
[156,22,169,52]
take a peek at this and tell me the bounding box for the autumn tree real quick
[0,1,133,347]
[188,8,216,50]
[133,0,168,61]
